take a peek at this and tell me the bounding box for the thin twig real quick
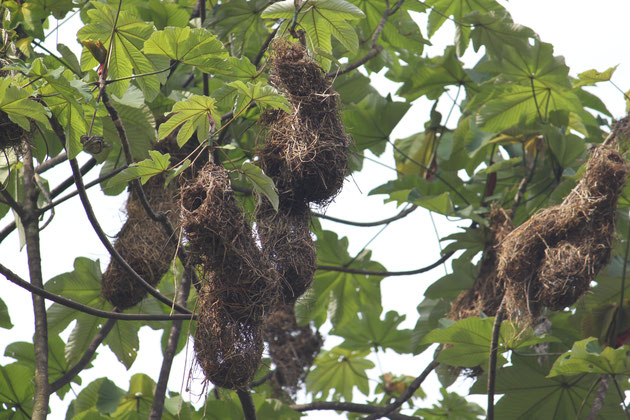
[313,205,418,227]
[0,189,24,219]
[317,252,453,277]
[49,317,117,393]
[487,296,507,420]
[35,152,67,174]
[236,389,257,420]
[362,359,438,420]
[0,262,195,321]
[290,401,418,420]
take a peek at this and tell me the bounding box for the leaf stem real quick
[313,205,418,227]
[487,296,507,420]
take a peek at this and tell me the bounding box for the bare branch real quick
[586,375,609,420]
[487,296,507,420]
[49,318,117,394]
[150,267,193,419]
[35,152,67,174]
[317,252,453,277]
[236,389,257,420]
[362,359,438,420]
[290,401,419,420]
[0,262,196,321]
[314,205,418,227]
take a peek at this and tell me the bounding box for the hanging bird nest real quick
[101,173,179,309]
[497,143,628,323]
[263,304,322,394]
[180,163,279,322]
[258,40,351,205]
[448,205,513,320]
[0,111,26,156]
[194,284,264,390]
[256,199,316,304]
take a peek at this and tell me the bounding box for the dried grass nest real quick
[448,205,513,320]
[263,304,322,393]
[101,173,179,309]
[180,163,279,322]
[0,111,26,155]
[256,200,316,304]
[497,143,628,322]
[194,284,264,390]
[258,40,351,205]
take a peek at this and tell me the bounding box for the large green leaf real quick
[415,388,484,419]
[77,2,167,100]
[332,310,412,353]
[297,229,383,328]
[103,321,140,369]
[548,338,630,377]
[574,66,617,88]
[66,377,126,418]
[112,374,155,418]
[143,26,229,73]
[0,78,51,131]
[470,355,627,419]
[241,162,279,211]
[262,0,365,67]
[465,10,536,57]
[158,95,220,147]
[107,150,171,186]
[209,0,269,58]
[228,80,290,114]
[0,297,12,329]
[306,347,374,401]
[0,363,34,419]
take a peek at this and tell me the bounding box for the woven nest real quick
[194,284,264,390]
[256,199,316,304]
[101,174,179,309]
[263,304,322,394]
[497,144,628,323]
[180,163,279,321]
[258,40,351,205]
[0,111,25,155]
[448,205,513,320]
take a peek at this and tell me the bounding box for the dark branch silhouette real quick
[290,401,419,420]
[317,252,453,277]
[314,205,418,227]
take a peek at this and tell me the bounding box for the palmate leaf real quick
[103,321,141,370]
[332,310,413,354]
[108,150,171,187]
[548,338,630,377]
[0,364,34,419]
[228,80,290,114]
[574,66,618,88]
[77,2,168,100]
[65,377,126,417]
[112,374,155,417]
[306,347,374,401]
[464,10,536,57]
[476,83,582,132]
[143,26,229,73]
[262,0,365,67]
[209,0,269,58]
[470,355,627,419]
[158,95,220,147]
[425,0,504,54]
[296,229,383,328]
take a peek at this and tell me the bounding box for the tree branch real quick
[22,148,49,420]
[0,262,196,321]
[49,317,117,394]
[150,267,192,419]
[35,152,68,174]
[253,26,279,67]
[487,296,507,420]
[586,375,609,420]
[236,389,257,420]
[290,401,419,420]
[362,359,438,420]
[313,205,418,227]
[0,189,24,219]
[317,252,453,277]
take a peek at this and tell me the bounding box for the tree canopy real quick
[0,0,629,419]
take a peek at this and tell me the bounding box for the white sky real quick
[1,1,630,418]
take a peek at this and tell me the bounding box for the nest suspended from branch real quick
[448,205,513,320]
[256,199,316,304]
[0,111,26,156]
[101,174,179,309]
[497,143,628,323]
[180,163,279,322]
[263,304,322,394]
[194,284,264,390]
[258,40,351,205]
